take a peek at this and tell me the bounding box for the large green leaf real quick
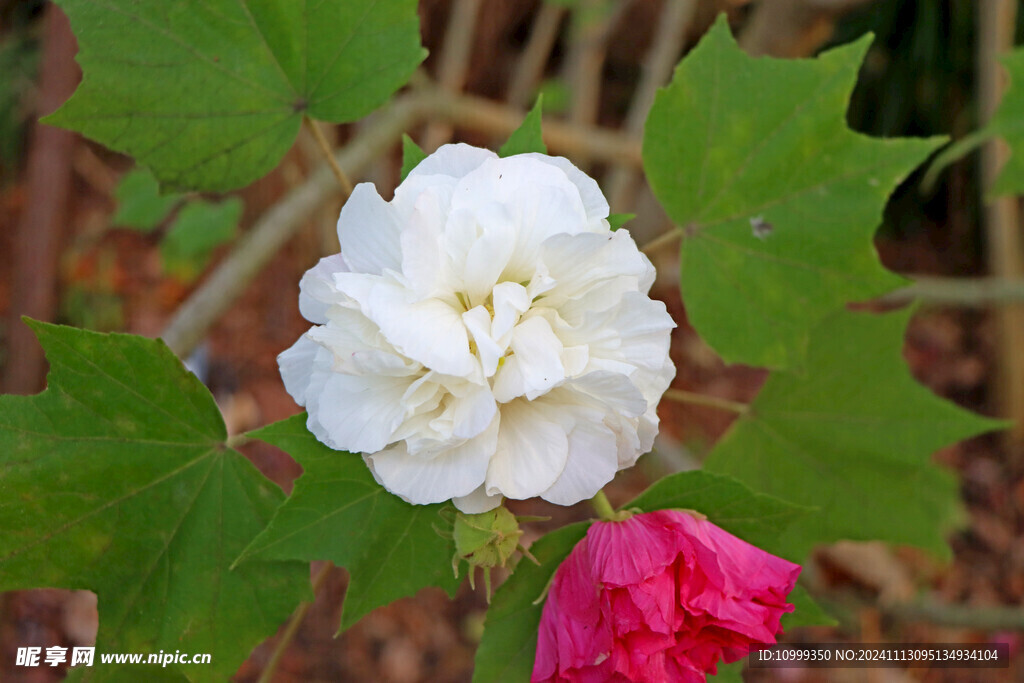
[0,321,309,682]
[626,470,808,553]
[643,17,942,369]
[235,414,461,631]
[705,308,1004,560]
[473,522,589,683]
[49,0,426,192]
[988,49,1024,195]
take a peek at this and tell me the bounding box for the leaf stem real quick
[663,388,749,414]
[641,226,683,255]
[590,490,617,521]
[257,562,333,683]
[303,116,353,196]
[225,433,251,449]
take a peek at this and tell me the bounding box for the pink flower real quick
[532,509,801,682]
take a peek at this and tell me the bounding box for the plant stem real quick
[879,275,1024,307]
[257,562,334,683]
[225,433,252,449]
[590,490,617,521]
[663,388,749,415]
[303,116,353,196]
[507,3,567,109]
[640,226,682,255]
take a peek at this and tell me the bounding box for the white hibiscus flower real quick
[279,144,675,513]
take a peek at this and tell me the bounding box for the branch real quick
[159,87,641,358]
[425,87,641,167]
[821,591,1024,631]
[160,96,427,357]
[605,0,697,210]
[507,3,567,109]
[423,0,483,150]
[879,275,1024,307]
[978,0,1024,445]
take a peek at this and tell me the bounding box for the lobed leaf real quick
[643,17,942,368]
[49,0,426,192]
[236,414,461,632]
[705,308,1005,560]
[0,321,309,682]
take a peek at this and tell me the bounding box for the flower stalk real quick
[590,490,620,521]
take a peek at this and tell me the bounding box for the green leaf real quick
[473,522,589,683]
[161,197,242,280]
[782,584,837,628]
[111,169,182,232]
[709,660,744,681]
[705,308,1005,560]
[499,96,547,157]
[0,321,309,682]
[49,0,426,192]
[643,17,942,369]
[400,133,427,181]
[236,414,461,632]
[626,470,808,553]
[607,212,635,231]
[987,49,1024,195]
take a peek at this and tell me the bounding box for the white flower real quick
[279,144,675,513]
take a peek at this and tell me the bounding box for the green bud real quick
[450,506,539,601]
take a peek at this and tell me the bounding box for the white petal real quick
[334,273,476,377]
[539,231,653,308]
[485,399,569,499]
[407,142,497,180]
[563,372,648,417]
[337,183,404,275]
[453,484,503,513]
[307,323,419,377]
[519,152,610,223]
[458,207,517,303]
[308,373,410,453]
[298,254,348,324]
[463,305,504,377]
[563,291,676,376]
[451,384,498,440]
[490,282,530,340]
[367,418,498,504]
[398,186,458,296]
[541,414,618,506]
[277,333,323,406]
[451,157,591,281]
[492,316,565,402]
[426,382,498,441]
